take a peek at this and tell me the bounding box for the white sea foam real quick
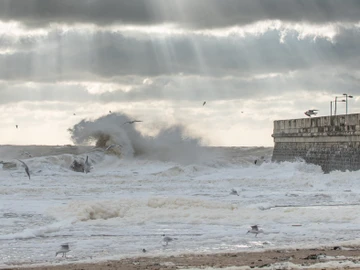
[1,114,359,268]
[0,220,73,240]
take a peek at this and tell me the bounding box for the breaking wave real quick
[68,113,208,164]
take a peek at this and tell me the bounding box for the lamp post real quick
[334,96,346,116]
[330,101,333,116]
[343,93,353,115]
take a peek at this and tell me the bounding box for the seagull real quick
[84,156,91,173]
[246,225,264,237]
[142,248,147,253]
[203,101,206,106]
[109,110,112,114]
[15,125,18,129]
[73,113,76,116]
[55,243,70,258]
[304,109,318,117]
[123,120,143,125]
[21,151,32,158]
[105,144,121,151]
[230,188,239,196]
[16,159,30,179]
[162,234,177,246]
[254,156,265,165]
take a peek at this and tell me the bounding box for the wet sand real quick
[5,246,360,270]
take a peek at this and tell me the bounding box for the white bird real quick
[21,151,32,158]
[304,109,318,117]
[230,188,239,196]
[162,234,177,246]
[84,156,91,174]
[16,159,30,179]
[55,243,70,257]
[105,144,121,151]
[123,120,143,125]
[246,225,264,237]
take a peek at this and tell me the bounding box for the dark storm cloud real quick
[0,27,359,81]
[0,0,360,29]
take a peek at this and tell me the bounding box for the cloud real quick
[1,66,359,105]
[1,2,360,146]
[1,26,360,82]
[0,0,360,29]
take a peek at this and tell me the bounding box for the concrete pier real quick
[272,113,360,173]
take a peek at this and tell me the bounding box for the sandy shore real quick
[5,246,360,270]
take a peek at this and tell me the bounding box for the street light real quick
[334,96,346,116]
[330,101,333,116]
[343,93,353,115]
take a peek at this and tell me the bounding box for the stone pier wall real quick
[272,113,360,173]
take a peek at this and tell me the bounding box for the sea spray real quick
[68,112,209,164]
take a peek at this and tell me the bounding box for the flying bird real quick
[17,159,30,179]
[123,120,143,125]
[304,109,318,117]
[230,188,239,196]
[84,156,91,173]
[105,144,122,151]
[246,225,264,237]
[55,243,70,258]
[203,101,206,106]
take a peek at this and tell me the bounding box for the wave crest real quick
[68,113,207,164]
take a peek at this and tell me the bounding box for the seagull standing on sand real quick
[162,234,177,246]
[55,243,70,257]
[17,159,30,179]
[246,225,264,237]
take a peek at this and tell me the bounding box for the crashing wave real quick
[67,112,208,164]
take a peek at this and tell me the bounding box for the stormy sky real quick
[1,0,360,146]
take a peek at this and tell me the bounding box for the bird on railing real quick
[304,109,318,117]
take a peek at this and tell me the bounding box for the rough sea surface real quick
[1,113,360,268]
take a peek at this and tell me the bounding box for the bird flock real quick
[54,225,263,259]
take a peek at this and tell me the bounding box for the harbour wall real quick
[271,113,360,173]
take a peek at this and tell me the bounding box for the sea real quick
[1,113,360,268]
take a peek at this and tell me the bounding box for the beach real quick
[6,247,360,270]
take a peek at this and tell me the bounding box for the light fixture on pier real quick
[334,96,346,116]
[343,93,353,115]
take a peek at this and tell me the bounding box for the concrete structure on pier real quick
[272,113,360,173]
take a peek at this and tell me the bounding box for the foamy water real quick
[1,114,360,268]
